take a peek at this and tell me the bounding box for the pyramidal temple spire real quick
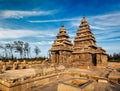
[76,17,96,46]
[72,17,107,65]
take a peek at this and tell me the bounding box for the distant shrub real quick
[108,52,120,62]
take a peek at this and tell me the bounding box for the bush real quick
[108,53,120,62]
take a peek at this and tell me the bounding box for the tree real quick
[14,41,24,59]
[108,53,120,62]
[24,42,30,58]
[0,45,4,58]
[5,43,11,59]
[9,44,14,59]
[34,46,41,58]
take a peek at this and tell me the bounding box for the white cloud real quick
[89,25,106,30]
[96,31,120,41]
[0,27,57,39]
[89,12,120,27]
[87,12,120,42]
[29,18,79,23]
[36,33,56,38]
[70,22,106,30]
[30,41,53,46]
[0,27,39,39]
[0,10,55,19]
[68,12,120,43]
[70,12,120,29]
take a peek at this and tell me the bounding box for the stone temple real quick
[50,25,73,64]
[50,17,108,66]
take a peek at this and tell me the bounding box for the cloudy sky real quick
[0,0,120,56]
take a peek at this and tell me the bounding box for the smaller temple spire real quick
[81,17,87,23]
[59,24,66,33]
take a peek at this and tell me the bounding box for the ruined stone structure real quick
[72,17,108,66]
[58,78,94,91]
[50,17,108,66]
[50,25,73,64]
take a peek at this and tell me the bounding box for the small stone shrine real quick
[50,25,73,64]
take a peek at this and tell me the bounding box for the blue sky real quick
[0,0,120,56]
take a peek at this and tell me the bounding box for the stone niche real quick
[72,53,92,62]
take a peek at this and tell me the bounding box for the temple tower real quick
[50,25,73,64]
[72,17,108,66]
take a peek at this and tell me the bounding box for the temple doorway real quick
[92,54,97,66]
[55,51,59,63]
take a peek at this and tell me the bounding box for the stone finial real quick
[59,24,66,33]
[81,16,87,23]
[61,24,64,27]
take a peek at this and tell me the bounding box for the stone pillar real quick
[96,54,102,64]
[51,52,56,63]
[56,52,59,64]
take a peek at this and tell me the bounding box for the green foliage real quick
[0,40,48,61]
[0,56,47,62]
[108,53,120,62]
